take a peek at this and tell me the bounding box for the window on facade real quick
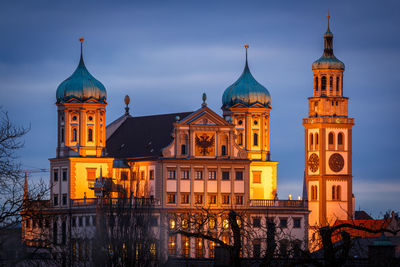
[140,171,145,180]
[62,194,67,206]
[253,171,261,183]
[238,133,243,146]
[87,168,96,188]
[311,185,318,200]
[332,185,341,200]
[72,217,76,227]
[330,76,333,91]
[209,218,216,229]
[182,236,190,258]
[221,145,227,156]
[280,240,289,257]
[222,194,230,205]
[328,132,334,145]
[209,239,216,258]
[315,77,318,90]
[253,239,261,258]
[222,171,230,180]
[53,194,58,206]
[195,170,203,180]
[338,133,344,146]
[222,234,230,245]
[223,219,229,229]
[181,193,190,204]
[61,221,66,245]
[72,128,77,141]
[310,133,314,149]
[169,219,176,229]
[88,128,93,142]
[196,238,203,258]
[167,170,176,180]
[150,216,158,226]
[235,171,243,180]
[181,170,189,180]
[321,76,327,91]
[53,170,59,182]
[280,218,288,228]
[149,170,154,180]
[121,171,128,181]
[209,194,217,205]
[293,218,301,228]
[167,193,176,204]
[208,171,216,180]
[253,133,258,146]
[53,221,58,245]
[195,194,203,205]
[316,133,319,147]
[60,127,64,143]
[72,115,77,121]
[181,144,186,155]
[62,169,67,181]
[336,77,340,91]
[253,217,261,227]
[79,217,83,227]
[337,185,341,200]
[235,195,243,205]
[168,235,176,256]
[85,216,90,226]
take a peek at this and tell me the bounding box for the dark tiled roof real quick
[106,112,193,159]
[355,210,373,220]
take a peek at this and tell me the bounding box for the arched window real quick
[253,133,258,146]
[60,127,64,143]
[181,144,186,155]
[311,185,318,200]
[88,129,93,142]
[321,76,327,91]
[311,186,314,200]
[72,129,77,142]
[221,145,227,156]
[310,133,314,149]
[337,186,341,200]
[329,76,333,91]
[336,77,339,91]
[338,133,344,145]
[238,133,243,146]
[315,77,319,91]
[315,133,319,148]
[328,132,334,145]
[332,185,336,200]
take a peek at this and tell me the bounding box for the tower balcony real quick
[303,117,354,125]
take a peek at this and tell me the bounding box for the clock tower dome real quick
[303,15,354,228]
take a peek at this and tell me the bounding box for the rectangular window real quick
[196,238,203,258]
[149,170,154,180]
[86,216,90,226]
[222,194,230,205]
[168,235,176,256]
[181,170,189,180]
[62,194,67,206]
[222,171,230,180]
[167,170,176,180]
[235,195,243,205]
[209,194,217,205]
[209,239,216,258]
[79,217,83,227]
[253,217,261,227]
[92,216,96,225]
[253,239,261,258]
[53,170,59,182]
[280,218,288,228]
[72,217,76,227]
[86,168,97,187]
[182,236,190,258]
[208,171,216,180]
[53,194,58,206]
[121,171,128,181]
[195,194,203,204]
[140,171,145,180]
[181,193,190,204]
[253,171,261,183]
[235,171,243,180]
[293,218,301,228]
[62,169,67,181]
[167,193,176,204]
[195,171,203,180]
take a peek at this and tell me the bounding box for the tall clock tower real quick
[303,16,354,227]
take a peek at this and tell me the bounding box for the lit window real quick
[169,219,176,229]
[208,194,217,205]
[209,219,216,229]
[208,171,216,180]
[209,239,216,258]
[149,170,154,180]
[168,235,176,256]
[222,194,230,205]
[182,219,189,229]
[182,235,190,258]
[181,170,189,180]
[223,219,229,229]
[235,195,243,205]
[195,171,203,180]
[253,171,261,183]
[181,193,189,204]
[195,194,203,205]
[167,193,176,204]
[196,238,203,258]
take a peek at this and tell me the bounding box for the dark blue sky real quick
[0,1,399,217]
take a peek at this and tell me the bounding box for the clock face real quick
[329,153,344,172]
[308,153,319,173]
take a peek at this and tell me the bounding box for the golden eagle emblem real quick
[195,134,215,156]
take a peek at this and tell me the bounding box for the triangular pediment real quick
[179,106,231,126]
[248,102,266,108]
[230,102,248,108]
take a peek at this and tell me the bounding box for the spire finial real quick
[201,92,207,107]
[244,44,249,64]
[78,37,85,66]
[327,10,331,31]
[79,37,84,54]
[124,95,131,115]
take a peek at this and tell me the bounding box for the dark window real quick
[72,217,76,227]
[61,221,66,245]
[53,194,58,206]
[53,221,58,244]
[62,194,67,206]
[79,217,83,227]
[253,240,261,258]
[280,218,287,228]
[149,170,154,180]
[150,216,158,226]
[72,128,77,141]
[61,127,64,143]
[181,193,189,204]
[45,219,50,228]
[86,216,90,226]
[315,76,318,90]
[310,133,314,146]
[221,145,227,155]
[195,194,203,204]
[293,218,301,228]
[328,132,334,145]
[338,133,343,145]
[167,170,176,180]
[222,171,230,180]
[253,217,261,227]
[26,219,30,228]
[181,170,189,180]
[253,133,258,146]
[238,133,243,145]
[235,171,243,180]
[88,129,93,142]
[222,194,230,205]
[121,171,128,181]
[181,144,186,155]
[62,169,67,181]
[321,76,327,91]
[54,170,58,182]
[330,76,333,91]
[336,77,339,91]
[280,240,288,256]
[209,194,217,205]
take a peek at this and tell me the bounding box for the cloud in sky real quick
[0,0,399,215]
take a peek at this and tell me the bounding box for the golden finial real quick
[79,37,84,43]
[327,10,331,29]
[244,44,249,49]
[124,95,131,115]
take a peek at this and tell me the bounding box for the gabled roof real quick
[106,112,192,159]
[178,106,231,126]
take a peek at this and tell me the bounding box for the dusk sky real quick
[0,1,398,217]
